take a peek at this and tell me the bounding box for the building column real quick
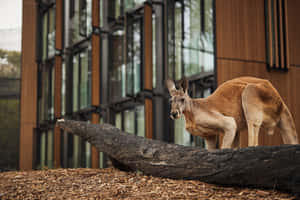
[152,1,166,141]
[20,0,38,170]
[53,0,63,168]
[91,0,100,168]
[144,3,153,139]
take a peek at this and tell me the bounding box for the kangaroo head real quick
[165,77,190,120]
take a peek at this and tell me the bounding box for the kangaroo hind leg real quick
[241,84,263,146]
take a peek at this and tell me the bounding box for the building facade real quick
[20,0,300,170]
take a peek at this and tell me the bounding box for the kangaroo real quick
[166,76,299,149]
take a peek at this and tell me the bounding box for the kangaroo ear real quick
[180,76,189,93]
[165,79,176,95]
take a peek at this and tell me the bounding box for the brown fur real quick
[166,77,299,149]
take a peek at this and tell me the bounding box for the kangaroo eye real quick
[180,99,185,103]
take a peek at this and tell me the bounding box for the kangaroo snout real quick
[170,111,179,120]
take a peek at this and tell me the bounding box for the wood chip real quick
[0,168,295,199]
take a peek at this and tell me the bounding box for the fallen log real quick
[56,119,300,194]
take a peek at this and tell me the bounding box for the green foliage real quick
[0,48,21,78]
[0,99,20,171]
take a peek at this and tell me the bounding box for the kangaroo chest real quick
[184,112,219,137]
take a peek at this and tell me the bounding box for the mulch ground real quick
[0,167,297,200]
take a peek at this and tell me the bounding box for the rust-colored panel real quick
[20,0,38,170]
[91,34,100,106]
[144,4,153,90]
[54,56,62,168]
[55,0,63,50]
[19,124,34,170]
[287,0,300,66]
[92,0,100,27]
[216,0,266,62]
[217,58,300,146]
[91,113,99,168]
[145,99,153,139]
[54,55,62,118]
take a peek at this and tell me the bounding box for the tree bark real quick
[56,119,300,194]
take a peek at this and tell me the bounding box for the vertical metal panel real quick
[91,113,99,168]
[55,0,63,50]
[92,0,100,27]
[92,34,100,106]
[20,0,38,170]
[144,3,153,90]
[144,3,153,139]
[91,0,100,168]
[53,0,64,168]
[145,99,153,139]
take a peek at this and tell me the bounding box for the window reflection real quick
[42,6,56,60]
[168,0,214,80]
[110,30,126,101]
[61,62,66,116]
[72,47,92,112]
[126,18,142,96]
[38,64,55,121]
[114,0,146,19]
[69,0,92,45]
[38,130,54,169]
[115,105,145,137]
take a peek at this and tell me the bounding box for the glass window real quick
[50,66,55,120]
[73,135,80,168]
[126,18,142,96]
[115,112,122,129]
[47,130,54,168]
[73,128,91,168]
[38,130,54,169]
[42,14,48,60]
[113,0,146,19]
[38,64,55,121]
[40,131,46,169]
[73,56,79,112]
[48,7,56,58]
[99,0,104,27]
[152,13,156,88]
[136,106,145,137]
[174,117,191,146]
[42,6,56,60]
[69,0,92,46]
[61,62,66,116]
[110,30,126,101]
[168,0,214,80]
[80,48,92,109]
[72,47,92,112]
[85,141,91,168]
[115,105,145,137]
[124,109,135,134]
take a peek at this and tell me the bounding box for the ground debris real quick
[0,168,296,200]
